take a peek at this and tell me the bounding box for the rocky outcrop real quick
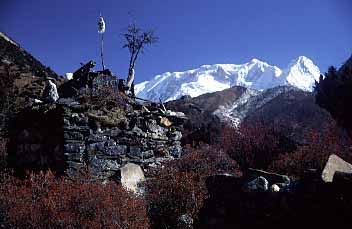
[0,32,62,134]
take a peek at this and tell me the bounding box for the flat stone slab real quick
[120,163,145,194]
[322,154,352,182]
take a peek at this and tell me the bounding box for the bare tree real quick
[123,23,158,93]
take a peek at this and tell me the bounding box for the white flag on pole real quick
[98,16,105,34]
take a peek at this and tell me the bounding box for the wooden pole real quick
[101,32,105,71]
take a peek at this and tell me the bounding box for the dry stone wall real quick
[9,97,184,180]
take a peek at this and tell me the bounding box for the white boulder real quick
[119,163,145,194]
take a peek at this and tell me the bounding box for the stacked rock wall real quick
[9,98,183,180]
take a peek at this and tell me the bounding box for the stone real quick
[168,131,182,141]
[87,140,116,152]
[146,119,165,134]
[105,145,127,156]
[64,131,84,141]
[131,126,144,136]
[57,98,81,110]
[270,184,281,192]
[248,168,290,185]
[33,99,43,104]
[169,145,182,158]
[321,154,352,183]
[90,156,121,172]
[178,214,193,228]
[142,150,154,159]
[66,161,84,170]
[63,118,70,126]
[64,143,85,154]
[128,146,142,158]
[63,125,90,135]
[88,134,108,143]
[160,117,173,127]
[102,127,121,137]
[57,98,79,106]
[42,79,59,102]
[119,163,145,194]
[70,114,88,126]
[247,176,269,192]
[87,142,105,152]
[64,152,84,162]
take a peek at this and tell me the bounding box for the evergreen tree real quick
[315,55,352,135]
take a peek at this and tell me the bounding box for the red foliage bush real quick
[146,145,242,228]
[269,128,352,177]
[221,121,352,178]
[221,122,296,170]
[0,170,149,228]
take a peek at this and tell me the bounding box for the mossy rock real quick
[88,107,127,128]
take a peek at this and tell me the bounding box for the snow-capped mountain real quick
[277,56,320,91]
[136,56,320,102]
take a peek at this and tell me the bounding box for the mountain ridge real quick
[136,56,320,102]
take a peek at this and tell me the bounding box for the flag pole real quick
[101,32,105,71]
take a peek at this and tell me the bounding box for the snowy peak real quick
[136,56,320,102]
[281,56,320,91]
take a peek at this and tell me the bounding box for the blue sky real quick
[1,0,351,83]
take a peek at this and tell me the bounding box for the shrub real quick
[221,120,352,178]
[0,170,149,228]
[146,145,241,228]
[269,128,352,177]
[221,122,296,171]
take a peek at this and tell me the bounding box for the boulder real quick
[270,184,281,192]
[321,154,352,183]
[248,168,290,185]
[160,117,173,127]
[247,176,269,192]
[119,163,145,194]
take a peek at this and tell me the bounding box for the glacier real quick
[136,56,320,102]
